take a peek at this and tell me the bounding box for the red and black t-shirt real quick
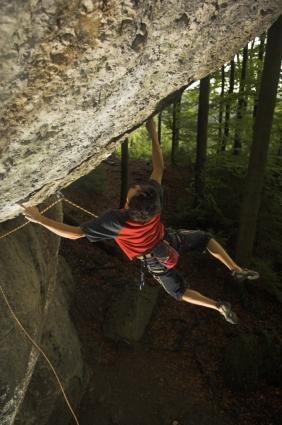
[80,180,164,260]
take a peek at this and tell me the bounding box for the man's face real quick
[125,184,141,206]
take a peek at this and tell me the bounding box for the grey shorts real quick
[143,229,212,300]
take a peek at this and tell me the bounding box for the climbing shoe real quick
[232,268,259,282]
[217,301,238,325]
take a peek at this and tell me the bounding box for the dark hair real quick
[128,184,161,221]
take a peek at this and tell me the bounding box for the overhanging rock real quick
[0,0,280,222]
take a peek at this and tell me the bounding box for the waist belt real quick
[136,241,169,260]
[136,240,179,269]
[136,252,154,260]
[137,240,179,291]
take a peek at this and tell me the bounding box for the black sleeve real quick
[80,209,125,242]
[148,179,164,207]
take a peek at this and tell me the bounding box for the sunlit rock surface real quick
[0,0,280,222]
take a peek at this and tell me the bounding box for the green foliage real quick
[120,37,281,162]
[71,167,107,195]
[113,36,281,298]
[116,126,173,160]
[170,154,248,236]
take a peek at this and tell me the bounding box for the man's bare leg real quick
[179,238,242,311]
[207,238,242,272]
[181,289,238,324]
[181,289,219,310]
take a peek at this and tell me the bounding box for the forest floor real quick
[61,156,282,425]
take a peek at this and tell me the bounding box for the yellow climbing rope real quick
[0,192,98,425]
[63,196,97,218]
[0,193,97,241]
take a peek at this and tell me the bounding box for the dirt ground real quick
[60,157,282,425]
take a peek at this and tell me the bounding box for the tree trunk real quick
[253,33,267,119]
[158,112,162,145]
[222,59,235,151]
[233,45,248,154]
[236,53,241,70]
[171,92,182,164]
[236,16,282,264]
[119,139,129,208]
[278,129,282,158]
[218,66,225,152]
[249,39,256,58]
[194,75,210,204]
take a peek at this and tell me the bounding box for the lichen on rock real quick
[0,1,281,222]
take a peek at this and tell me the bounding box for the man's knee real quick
[178,230,212,253]
[163,289,184,301]
[154,270,188,301]
[170,288,185,301]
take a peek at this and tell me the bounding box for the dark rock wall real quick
[0,203,86,425]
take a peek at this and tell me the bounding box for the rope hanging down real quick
[0,283,80,425]
[0,192,98,425]
[0,192,97,241]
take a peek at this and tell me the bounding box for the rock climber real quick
[21,118,259,324]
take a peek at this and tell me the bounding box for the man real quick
[22,118,259,324]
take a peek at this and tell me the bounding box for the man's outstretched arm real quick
[146,117,164,183]
[21,205,85,239]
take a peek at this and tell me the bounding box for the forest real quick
[118,23,282,302]
[57,17,282,425]
[1,5,281,425]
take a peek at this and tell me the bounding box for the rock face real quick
[0,0,281,222]
[0,202,86,425]
[104,282,160,342]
